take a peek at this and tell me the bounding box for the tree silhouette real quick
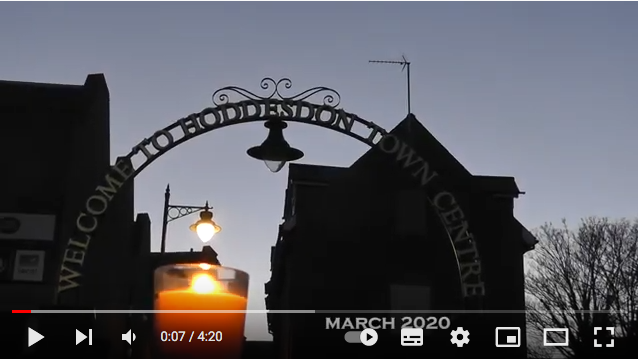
[525,218,638,358]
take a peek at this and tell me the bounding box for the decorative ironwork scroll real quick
[166,205,207,223]
[212,77,341,108]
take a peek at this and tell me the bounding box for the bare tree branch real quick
[525,218,638,358]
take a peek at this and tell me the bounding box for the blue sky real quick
[1,2,637,340]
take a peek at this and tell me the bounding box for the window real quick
[394,190,427,236]
[290,186,296,217]
[390,284,432,334]
[391,284,432,311]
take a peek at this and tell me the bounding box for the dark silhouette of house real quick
[266,116,537,358]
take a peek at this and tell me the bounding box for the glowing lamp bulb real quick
[191,274,217,294]
[190,208,221,242]
[196,222,216,243]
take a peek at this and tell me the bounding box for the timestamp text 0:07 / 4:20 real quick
[160,331,223,342]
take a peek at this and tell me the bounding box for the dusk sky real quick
[1,2,637,340]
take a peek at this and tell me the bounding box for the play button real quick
[360,328,378,346]
[28,328,44,347]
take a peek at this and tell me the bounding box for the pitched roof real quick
[472,175,523,198]
[0,73,107,109]
[285,113,534,249]
[349,114,472,186]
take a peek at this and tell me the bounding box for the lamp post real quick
[160,184,221,253]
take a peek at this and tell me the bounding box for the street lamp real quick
[155,187,247,359]
[188,205,221,243]
[160,184,222,253]
[247,119,304,173]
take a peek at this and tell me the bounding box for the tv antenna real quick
[369,55,412,114]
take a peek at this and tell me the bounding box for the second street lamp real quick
[188,205,221,243]
[160,184,222,253]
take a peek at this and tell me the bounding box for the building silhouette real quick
[266,117,537,358]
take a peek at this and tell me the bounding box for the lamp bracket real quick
[212,77,341,108]
[166,204,209,223]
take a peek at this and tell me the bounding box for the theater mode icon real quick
[543,328,569,347]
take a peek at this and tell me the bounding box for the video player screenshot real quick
[1,1,637,359]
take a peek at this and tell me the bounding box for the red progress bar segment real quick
[12,310,31,313]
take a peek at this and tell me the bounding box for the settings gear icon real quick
[450,327,470,347]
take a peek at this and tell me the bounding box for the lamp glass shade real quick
[196,222,216,243]
[264,160,286,173]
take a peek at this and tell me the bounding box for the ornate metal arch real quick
[54,78,485,311]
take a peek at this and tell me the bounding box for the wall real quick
[274,178,527,357]
[0,75,148,359]
[467,188,527,358]
[0,76,108,307]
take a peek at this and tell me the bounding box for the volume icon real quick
[121,330,136,345]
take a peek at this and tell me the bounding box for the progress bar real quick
[12,309,626,314]
[13,310,316,314]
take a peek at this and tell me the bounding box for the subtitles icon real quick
[543,328,569,347]
[401,328,424,346]
[495,327,520,348]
